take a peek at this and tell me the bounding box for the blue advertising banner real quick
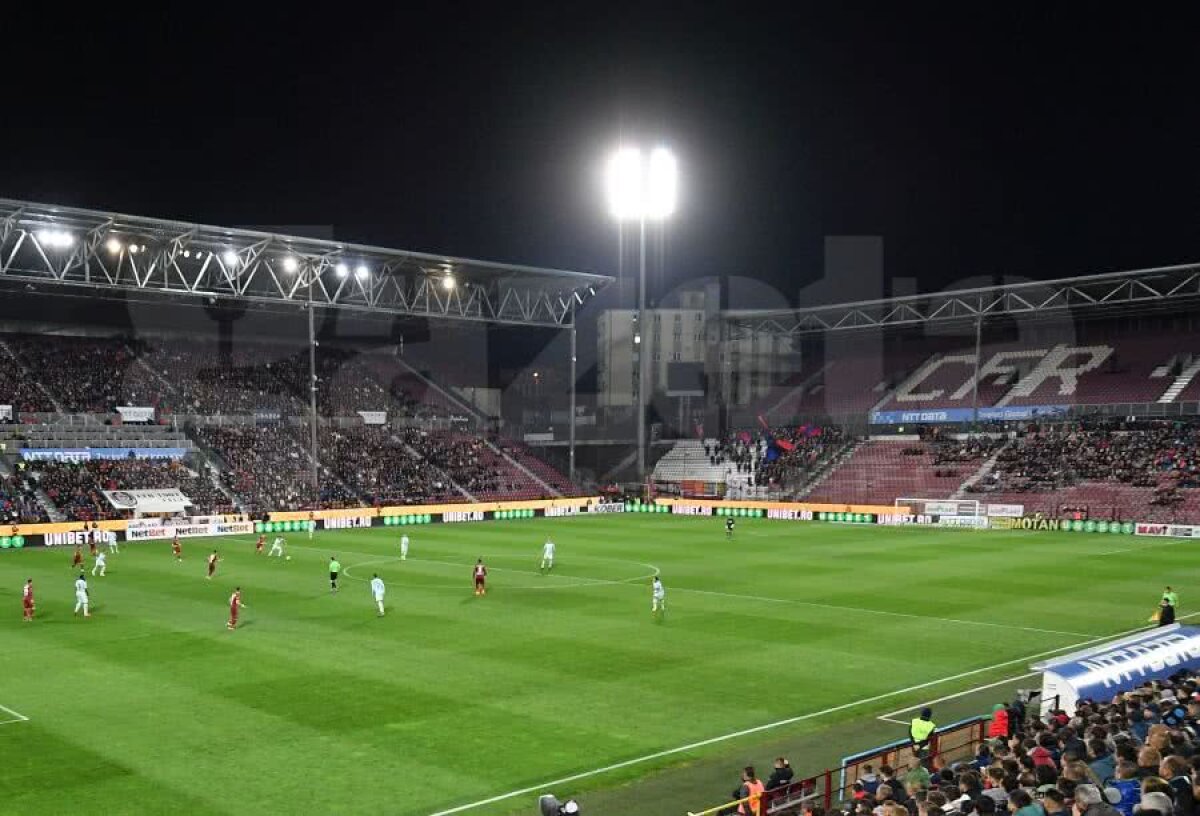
[1032,625,1200,713]
[869,405,1069,425]
[21,447,189,462]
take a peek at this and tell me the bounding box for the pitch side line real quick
[427,619,1181,816]
[0,703,29,725]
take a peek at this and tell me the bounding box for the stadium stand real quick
[0,471,49,523]
[708,670,1200,816]
[803,438,992,505]
[652,426,850,498]
[31,459,234,520]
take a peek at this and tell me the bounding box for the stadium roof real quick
[0,198,612,328]
[726,262,1200,337]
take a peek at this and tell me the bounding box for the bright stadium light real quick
[222,250,238,267]
[355,265,369,281]
[335,263,349,278]
[183,250,191,258]
[646,147,678,219]
[605,147,644,220]
[603,143,678,483]
[442,274,456,291]
[129,244,139,255]
[605,146,677,221]
[105,237,122,254]
[282,256,298,273]
[36,229,75,249]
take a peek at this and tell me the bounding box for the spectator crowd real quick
[745,673,1200,816]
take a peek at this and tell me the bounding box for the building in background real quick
[596,284,802,435]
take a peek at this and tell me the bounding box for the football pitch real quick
[0,515,1190,816]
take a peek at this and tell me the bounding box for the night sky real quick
[3,5,1199,308]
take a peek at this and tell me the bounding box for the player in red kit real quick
[22,579,34,621]
[227,587,244,630]
[87,529,97,556]
[473,558,487,596]
[206,550,219,579]
[172,535,182,562]
[71,543,84,568]
[255,534,265,554]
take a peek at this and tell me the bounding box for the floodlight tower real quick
[605,146,677,483]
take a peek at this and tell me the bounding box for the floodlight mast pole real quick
[569,301,577,483]
[637,215,647,484]
[308,275,320,504]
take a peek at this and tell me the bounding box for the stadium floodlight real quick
[442,274,456,291]
[129,244,139,255]
[36,229,75,249]
[603,143,678,482]
[282,256,298,273]
[335,263,349,278]
[605,146,677,221]
[105,237,122,254]
[183,250,191,258]
[355,265,369,281]
[222,250,238,267]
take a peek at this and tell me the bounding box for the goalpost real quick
[893,497,982,518]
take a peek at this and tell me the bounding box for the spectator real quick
[767,757,794,791]
[1158,756,1192,815]
[1075,785,1122,816]
[733,766,764,816]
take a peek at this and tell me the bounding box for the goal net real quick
[893,497,982,517]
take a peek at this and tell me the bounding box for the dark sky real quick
[3,5,1199,307]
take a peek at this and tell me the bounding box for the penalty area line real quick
[0,703,29,725]
[428,618,1190,816]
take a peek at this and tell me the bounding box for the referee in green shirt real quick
[330,557,341,593]
[1163,586,1179,610]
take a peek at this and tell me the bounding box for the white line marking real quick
[875,672,1040,724]
[673,586,1090,637]
[1096,538,1194,557]
[428,620,1179,816]
[0,703,29,724]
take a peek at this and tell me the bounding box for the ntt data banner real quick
[22,447,189,462]
[869,405,1069,425]
[1033,626,1200,714]
[357,411,387,425]
[116,406,155,422]
[0,405,11,421]
[103,489,192,513]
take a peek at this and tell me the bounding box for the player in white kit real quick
[268,536,286,557]
[107,534,119,554]
[540,538,556,574]
[74,573,90,617]
[370,573,386,616]
[92,550,107,577]
[651,576,666,619]
[400,533,409,561]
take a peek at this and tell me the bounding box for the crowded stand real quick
[31,459,234,521]
[0,471,49,523]
[4,334,144,413]
[319,426,460,506]
[194,425,360,514]
[740,672,1200,816]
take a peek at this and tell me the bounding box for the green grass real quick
[0,517,1187,816]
